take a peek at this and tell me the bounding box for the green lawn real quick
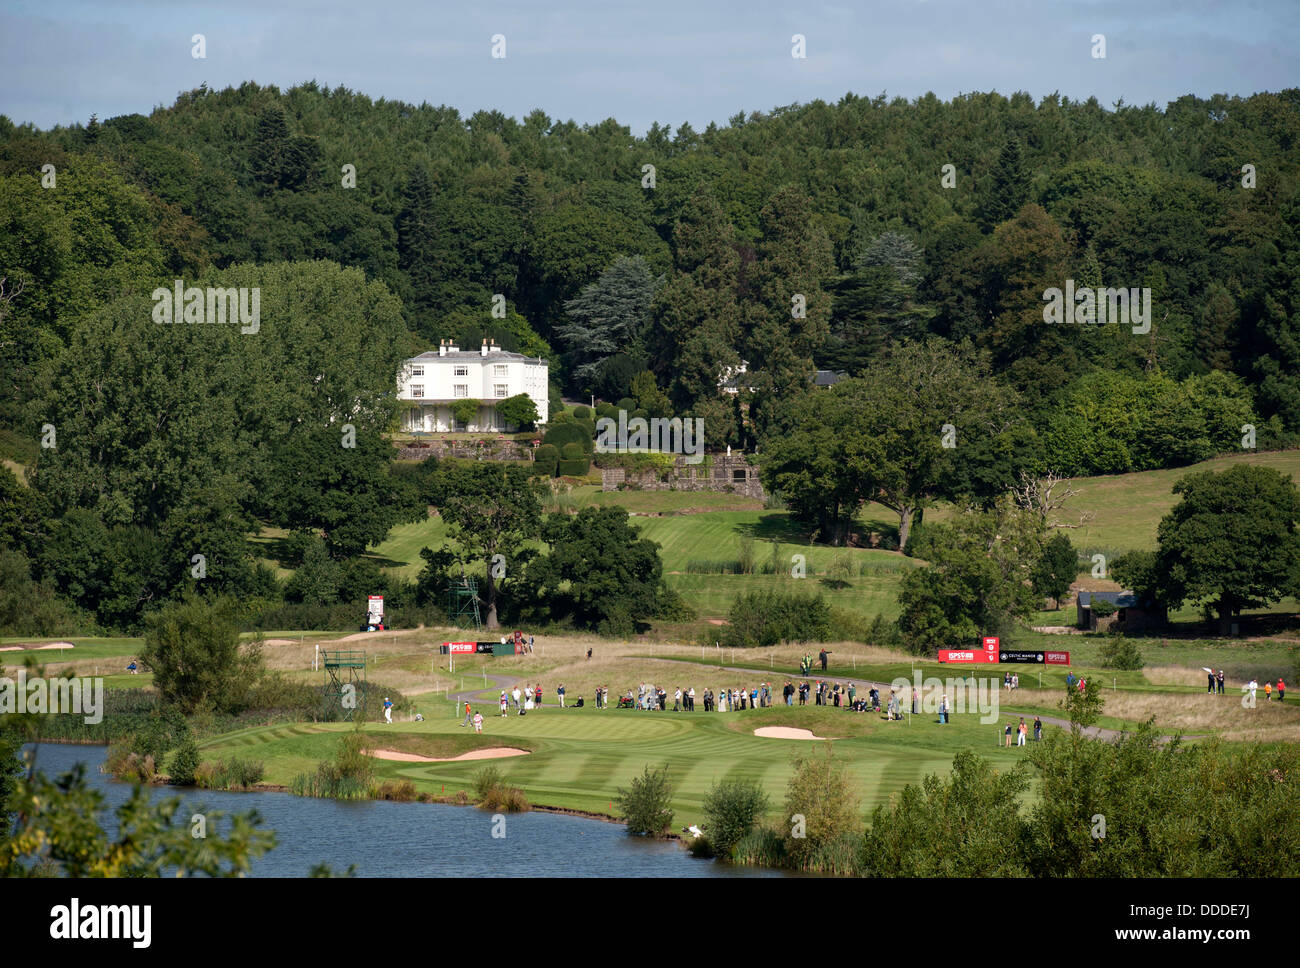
[201,701,1042,822]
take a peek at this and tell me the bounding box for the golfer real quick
[383,696,393,724]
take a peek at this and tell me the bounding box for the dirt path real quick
[448,673,522,703]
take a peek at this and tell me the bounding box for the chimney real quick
[489,338,501,354]
[481,338,489,357]
[438,339,446,357]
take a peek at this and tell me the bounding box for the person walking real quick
[472,711,484,734]
[500,691,508,717]
[1017,718,1027,746]
[1265,681,1272,702]
[1004,722,1013,747]
[1279,678,1287,703]
[558,683,566,708]
[383,696,394,724]
[461,701,472,727]
[1033,716,1042,741]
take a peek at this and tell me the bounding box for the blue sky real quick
[1,0,1295,133]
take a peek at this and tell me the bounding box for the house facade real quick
[397,339,549,433]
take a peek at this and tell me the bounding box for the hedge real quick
[534,443,560,462]
[557,458,590,476]
[560,442,585,460]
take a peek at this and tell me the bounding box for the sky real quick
[1,0,1295,133]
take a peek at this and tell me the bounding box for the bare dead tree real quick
[1013,469,1095,530]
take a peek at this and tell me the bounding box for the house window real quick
[411,385,424,398]
[411,365,424,377]
[454,384,468,398]
[494,384,509,398]
[493,364,508,377]
[453,366,468,377]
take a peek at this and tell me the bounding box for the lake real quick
[23,743,782,878]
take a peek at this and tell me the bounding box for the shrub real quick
[1091,599,1117,619]
[557,458,590,476]
[534,443,559,462]
[616,765,675,837]
[595,402,617,419]
[372,779,418,801]
[472,765,529,811]
[572,405,591,421]
[731,826,787,868]
[703,778,770,858]
[291,733,373,799]
[616,397,636,414]
[450,399,479,427]
[169,737,201,786]
[542,421,593,455]
[1099,634,1145,670]
[560,442,584,460]
[783,745,860,871]
[723,591,831,647]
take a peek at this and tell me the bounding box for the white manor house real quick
[396,339,550,433]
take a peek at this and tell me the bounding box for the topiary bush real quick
[572,405,591,421]
[560,442,584,460]
[557,458,590,476]
[616,397,635,414]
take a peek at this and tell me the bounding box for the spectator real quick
[783,681,794,706]
[1279,678,1287,703]
[1017,718,1027,746]
[1004,722,1013,747]
[472,711,484,733]
[1033,716,1042,741]
[1217,670,1225,695]
[558,683,566,708]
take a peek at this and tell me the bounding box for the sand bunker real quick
[753,726,829,741]
[262,638,298,646]
[0,642,75,652]
[369,747,531,763]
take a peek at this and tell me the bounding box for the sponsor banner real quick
[999,650,1046,664]
[441,641,477,654]
[367,595,384,623]
[981,636,1000,651]
[474,642,496,654]
[938,649,999,663]
[1045,651,1071,666]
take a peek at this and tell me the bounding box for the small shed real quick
[1076,590,1166,632]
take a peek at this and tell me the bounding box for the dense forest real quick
[2,82,1299,633]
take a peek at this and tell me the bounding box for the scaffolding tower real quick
[447,576,483,630]
[321,649,366,721]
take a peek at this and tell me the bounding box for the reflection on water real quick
[24,743,783,878]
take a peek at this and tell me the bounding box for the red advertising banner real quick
[938,649,999,663]
[981,636,999,651]
[1045,651,1071,665]
[443,641,476,654]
